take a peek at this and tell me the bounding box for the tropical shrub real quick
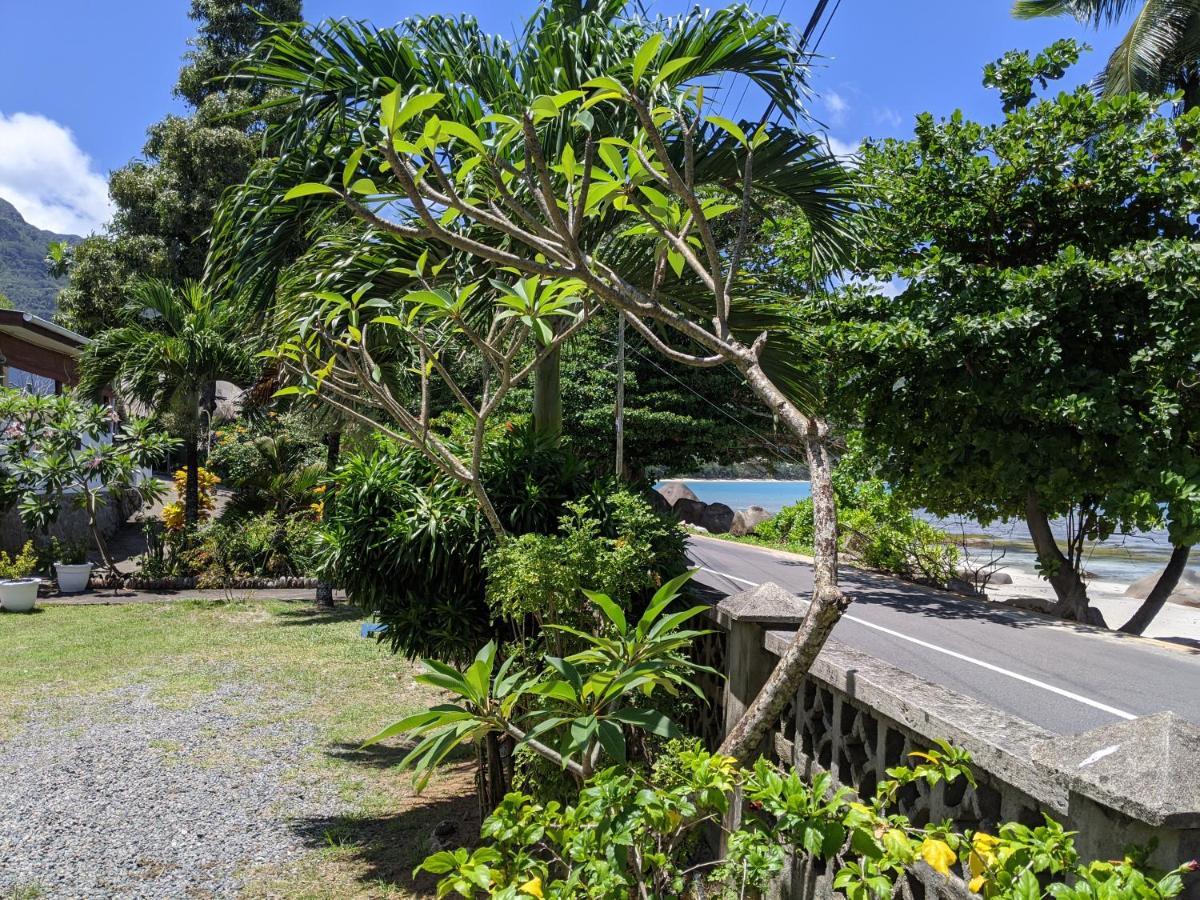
[755,486,956,587]
[837,481,958,586]
[0,390,177,570]
[485,488,686,644]
[208,410,327,514]
[754,497,815,547]
[194,511,320,583]
[367,572,711,787]
[0,542,38,580]
[161,467,220,531]
[322,427,684,662]
[417,739,1195,899]
[316,441,492,663]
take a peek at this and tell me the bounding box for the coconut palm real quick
[78,279,260,527]
[1014,0,1200,106]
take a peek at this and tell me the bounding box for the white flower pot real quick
[0,578,39,612]
[55,562,93,594]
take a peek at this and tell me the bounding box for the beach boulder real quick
[647,488,672,516]
[730,505,772,537]
[673,498,708,526]
[1123,566,1200,605]
[699,502,736,534]
[656,481,699,507]
[956,566,1013,587]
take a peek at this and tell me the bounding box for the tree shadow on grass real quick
[271,605,365,628]
[291,759,479,895]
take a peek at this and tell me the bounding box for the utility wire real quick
[602,335,805,465]
[808,0,843,58]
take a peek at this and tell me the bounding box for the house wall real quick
[0,332,79,389]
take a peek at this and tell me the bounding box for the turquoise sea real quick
[659,479,1192,585]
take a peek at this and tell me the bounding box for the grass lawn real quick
[0,600,476,898]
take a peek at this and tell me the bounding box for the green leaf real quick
[342,146,365,189]
[705,114,748,146]
[573,108,595,131]
[609,707,679,738]
[632,34,664,82]
[398,92,445,129]
[598,143,624,177]
[437,120,487,154]
[596,719,627,763]
[349,178,378,196]
[652,56,696,87]
[531,95,559,119]
[581,589,626,633]
[283,182,340,201]
[545,656,583,695]
[582,76,625,92]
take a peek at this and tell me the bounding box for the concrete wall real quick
[696,583,1200,900]
[0,489,137,556]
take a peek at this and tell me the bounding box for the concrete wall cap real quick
[713,581,808,629]
[1031,711,1200,828]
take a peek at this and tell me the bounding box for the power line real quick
[602,335,804,465]
[808,0,843,58]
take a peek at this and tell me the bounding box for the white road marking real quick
[697,566,1138,721]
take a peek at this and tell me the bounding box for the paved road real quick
[688,536,1200,735]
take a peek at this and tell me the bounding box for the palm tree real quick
[209,0,850,435]
[1014,0,1200,107]
[78,279,259,527]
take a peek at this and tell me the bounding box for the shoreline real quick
[659,478,811,484]
[983,566,1200,642]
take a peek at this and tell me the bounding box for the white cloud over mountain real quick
[0,112,112,235]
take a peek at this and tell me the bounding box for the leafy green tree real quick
[824,42,1200,628]
[1014,0,1200,107]
[214,3,855,761]
[77,280,259,528]
[0,391,177,571]
[54,0,301,335]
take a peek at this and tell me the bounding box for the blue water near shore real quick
[657,479,811,513]
[659,479,1192,585]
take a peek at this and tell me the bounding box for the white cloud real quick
[824,90,849,125]
[826,135,861,159]
[874,107,903,129]
[0,112,112,235]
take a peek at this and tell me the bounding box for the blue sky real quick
[0,0,1123,235]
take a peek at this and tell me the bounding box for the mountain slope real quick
[0,198,80,318]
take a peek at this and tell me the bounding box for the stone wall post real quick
[712,583,807,851]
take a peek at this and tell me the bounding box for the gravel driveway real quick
[0,681,338,898]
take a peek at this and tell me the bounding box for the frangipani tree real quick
[0,392,177,572]
[271,35,854,760]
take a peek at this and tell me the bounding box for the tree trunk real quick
[1023,493,1100,624]
[183,434,200,529]
[1120,544,1191,635]
[315,430,342,609]
[718,426,849,762]
[86,492,117,574]
[533,347,562,439]
[719,360,850,762]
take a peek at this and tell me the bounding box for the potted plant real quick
[0,541,40,612]
[52,538,93,594]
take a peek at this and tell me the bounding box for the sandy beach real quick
[982,566,1200,646]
